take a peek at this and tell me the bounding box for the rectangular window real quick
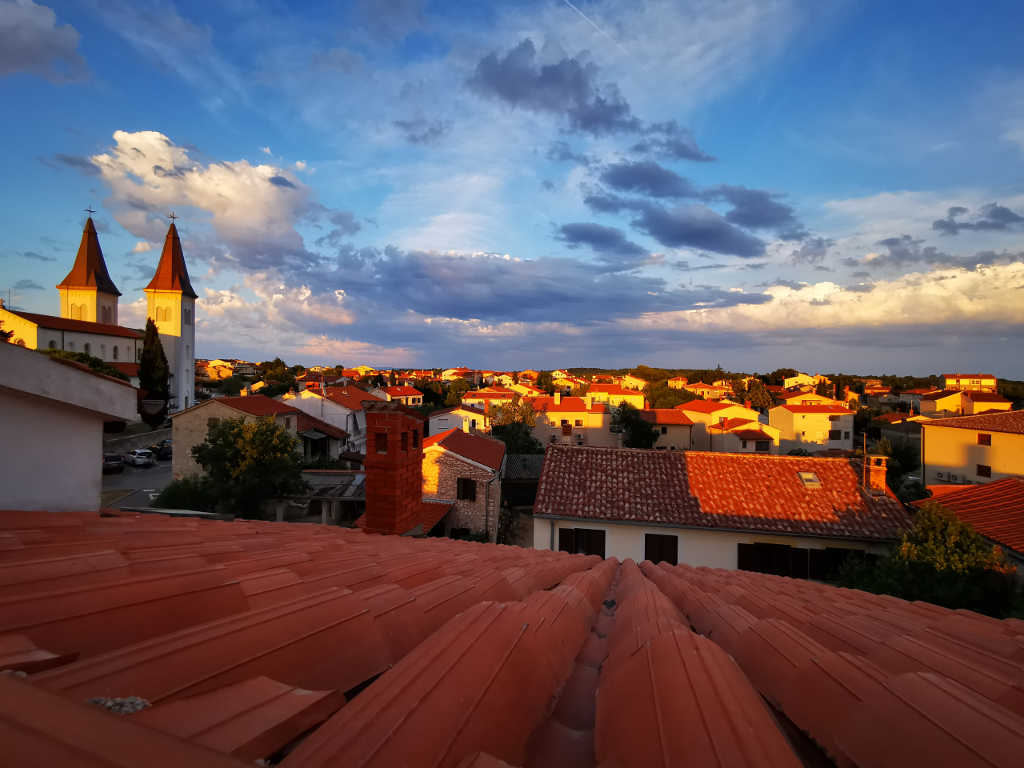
[401,432,408,451]
[575,419,584,427]
[978,433,992,446]
[755,440,770,452]
[828,429,842,441]
[741,440,748,448]
[412,429,419,448]
[375,432,387,454]
[661,426,668,434]
[977,464,992,478]
[561,419,569,426]
[843,431,850,440]
[558,527,606,558]
[645,534,678,565]
[828,415,840,422]
[457,478,477,501]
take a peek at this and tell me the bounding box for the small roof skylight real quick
[798,471,822,489]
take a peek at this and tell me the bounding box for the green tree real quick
[746,379,774,410]
[536,371,554,394]
[490,398,536,427]
[612,403,658,449]
[444,378,471,406]
[389,370,398,386]
[492,422,544,454]
[766,368,799,386]
[139,318,169,427]
[647,381,698,409]
[0,319,12,342]
[45,350,130,381]
[874,436,920,489]
[190,417,307,518]
[731,378,747,399]
[839,503,1017,617]
[815,379,833,398]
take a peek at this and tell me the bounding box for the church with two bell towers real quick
[0,213,197,412]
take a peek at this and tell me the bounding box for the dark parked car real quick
[102,454,125,474]
[149,439,173,460]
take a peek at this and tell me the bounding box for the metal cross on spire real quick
[168,211,178,221]
[84,206,95,215]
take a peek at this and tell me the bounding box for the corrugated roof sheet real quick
[3,509,1024,767]
[534,446,910,540]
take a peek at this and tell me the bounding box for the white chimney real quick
[554,392,561,405]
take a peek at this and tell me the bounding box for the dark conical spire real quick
[56,217,121,296]
[146,221,197,298]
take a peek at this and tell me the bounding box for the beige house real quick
[0,343,137,511]
[921,410,1024,486]
[171,395,346,479]
[708,420,781,454]
[462,387,516,411]
[383,385,423,406]
[533,447,907,574]
[775,390,844,408]
[683,382,733,400]
[587,384,645,409]
[530,394,617,447]
[428,405,491,435]
[639,409,693,450]
[619,374,647,391]
[783,373,832,390]
[943,373,998,393]
[422,428,506,542]
[509,381,544,398]
[769,404,854,452]
[675,400,762,450]
[964,391,1012,414]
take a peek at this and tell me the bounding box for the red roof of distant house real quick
[923,410,1024,435]
[385,385,422,398]
[463,390,515,400]
[921,390,961,401]
[535,446,909,540]
[914,478,1024,555]
[588,384,636,395]
[639,409,694,426]
[872,412,910,424]
[294,411,348,440]
[215,395,297,417]
[778,404,852,414]
[324,384,385,411]
[925,484,976,499]
[901,387,940,395]
[56,217,121,296]
[5,310,142,339]
[674,400,731,414]
[145,222,197,298]
[531,396,607,414]
[423,427,506,471]
[709,417,760,431]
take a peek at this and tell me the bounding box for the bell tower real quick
[57,213,121,325]
[145,216,197,411]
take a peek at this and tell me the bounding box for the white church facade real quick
[0,215,197,412]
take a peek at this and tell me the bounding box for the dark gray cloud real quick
[153,164,188,179]
[630,202,765,258]
[851,270,870,278]
[932,203,1024,235]
[600,160,695,198]
[557,222,647,270]
[268,175,296,188]
[12,279,44,291]
[0,0,87,82]
[846,283,874,293]
[468,38,710,154]
[314,211,362,249]
[41,153,100,175]
[583,190,632,214]
[790,236,833,265]
[706,185,798,230]
[864,235,1024,271]
[393,117,452,145]
[631,121,714,162]
[20,250,56,262]
[760,278,805,290]
[541,179,556,191]
[355,0,424,41]
[547,141,590,165]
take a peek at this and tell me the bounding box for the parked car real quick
[125,449,155,467]
[149,439,173,460]
[102,454,125,474]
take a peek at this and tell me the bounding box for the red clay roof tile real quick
[422,428,506,471]
[913,478,1024,554]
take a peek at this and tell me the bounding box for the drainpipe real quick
[549,518,555,550]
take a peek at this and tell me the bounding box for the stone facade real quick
[422,449,501,542]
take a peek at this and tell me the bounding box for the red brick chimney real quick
[363,402,425,535]
[744,399,752,409]
[866,455,889,494]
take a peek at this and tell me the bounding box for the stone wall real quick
[422,449,500,541]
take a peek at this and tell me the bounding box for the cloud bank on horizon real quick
[2,0,1024,375]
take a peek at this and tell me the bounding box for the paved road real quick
[103,459,173,508]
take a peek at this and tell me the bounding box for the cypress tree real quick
[139,318,170,426]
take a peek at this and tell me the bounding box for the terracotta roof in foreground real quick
[1,510,1023,766]
[914,477,1024,555]
[535,446,910,540]
[423,427,506,471]
[922,409,1024,434]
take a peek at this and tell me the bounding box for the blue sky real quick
[2,0,1024,375]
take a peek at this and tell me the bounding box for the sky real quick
[2,0,1024,376]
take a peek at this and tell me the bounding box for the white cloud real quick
[261,146,272,155]
[294,160,306,170]
[131,241,154,253]
[0,0,87,81]
[293,335,414,367]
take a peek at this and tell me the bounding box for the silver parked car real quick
[125,449,156,467]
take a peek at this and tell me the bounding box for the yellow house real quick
[530,394,617,447]
[683,382,733,400]
[783,373,832,390]
[943,373,998,393]
[676,400,762,450]
[775,390,845,408]
[639,409,694,450]
[667,376,688,389]
[964,391,1013,415]
[708,419,781,454]
[922,410,1024,486]
[769,404,854,452]
[619,374,647,391]
[587,384,645,409]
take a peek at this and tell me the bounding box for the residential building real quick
[422,428,506,541]
[318,384,385,452]
[553,374,588,392]
[921,410,1024,486]
[944,373,998,393]
[675,399,762,450]
[509,381,545,398]
[533,446,907,574]
[769,404,854,452]
[502,453,545,507]
[964,391,1013,415]
[170,394,347,479]
[517,368,539,382]
[775,390,844,408]
[531,393,616,447]
[639,409,693,450]
[587,383,645,409]
[619,373,647,391]
[491,372,516,387]
[280,387,366,451]
[441,366,474,381]
[383,385,423,406]
[0,342,137,511]
[683,381,732,400]
[462,387,516,411]
[428,405,491,435]
[920,390,965,417]
[782,373,831,390]
[667,376,688,389]
[898,387,941,410]
[912,478,1024,569]
[708,419,781,454]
